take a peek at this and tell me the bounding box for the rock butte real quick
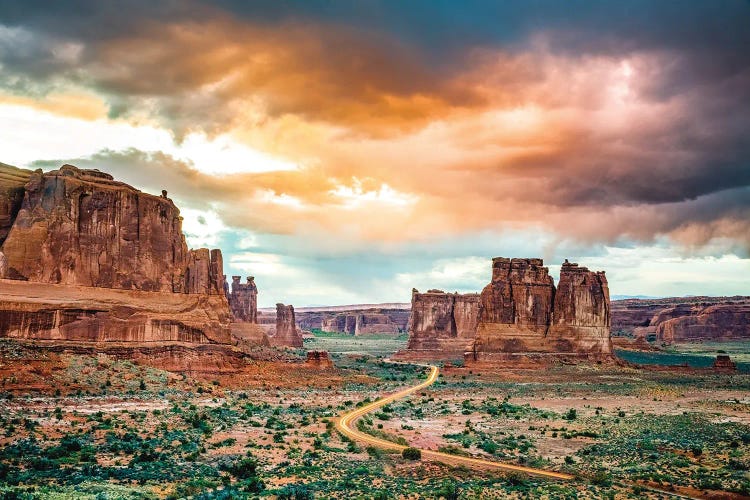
[395,257,612,365]
[272,303,303,348]
[0,162,257,372]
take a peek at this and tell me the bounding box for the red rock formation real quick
[0,163,30,246]
[306,350,334,369]
[229,276,258,323]
[611,296,750,344]
[474,258,555,354]
[657,304,750,343]
[548,260,611,354]
[398,256,612,364]
[0,163,232,353]
[272,303,303,348]
[393,289,479,359]
[713,355,737,372]
[309,308,408,335]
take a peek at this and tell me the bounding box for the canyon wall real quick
[297,307,409,334]
[611,296,750,343]
[0,163,232,353]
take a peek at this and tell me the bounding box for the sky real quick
[0,0,748,306]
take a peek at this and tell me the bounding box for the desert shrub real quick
[591,470,612,486]
[223,456,258,480]
[276,484,313,499]
[434,478,459,499]
[480,440,498,454]
[402,447,421,460]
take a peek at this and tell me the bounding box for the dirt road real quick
[336,363,575,480]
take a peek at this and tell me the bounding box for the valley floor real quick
[0,336,749,499]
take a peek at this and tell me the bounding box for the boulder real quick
[306,350,334,369]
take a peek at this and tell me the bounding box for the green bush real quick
[402,447,421,460]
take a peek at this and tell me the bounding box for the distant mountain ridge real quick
[258,302,410,313]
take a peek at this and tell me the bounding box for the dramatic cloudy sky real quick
[1,1,749,306]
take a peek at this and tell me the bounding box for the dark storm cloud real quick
[2,1,750,254]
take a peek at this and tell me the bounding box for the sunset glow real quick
[1,1,748,306]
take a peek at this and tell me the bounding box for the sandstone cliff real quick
[656,304,750,342]
[474,258,555,353]
[398,256,612,363]
[392,289,479,359]
[611,296,750,343]
[548,260,611,354]
[272,303,303,348]
[0,163,232,357]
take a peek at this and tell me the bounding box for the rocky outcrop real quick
[229,276,258,323]
[392,289,479,360]
[611,296,750,343]
[272,303,303,348]
[0,163,232,356]
[471,258,611,363]
[656,304,750,343]
[473,258,555,354]
[306,350,334,369]
[398,256,612,363]
[0,163,31,246]
[547,260,611,354]
[713,355,737,372]
[321,312,402,335]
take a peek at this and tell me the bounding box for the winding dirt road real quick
[336,363,575,480]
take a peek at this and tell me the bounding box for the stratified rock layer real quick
[656,304,750,343]
[611,296,750,343]
[272,303,303,348]
[474,258,555,353]
[548,260,611,354]
[0,163,232,357]
[398,256,612,364]
[394,290,479,359]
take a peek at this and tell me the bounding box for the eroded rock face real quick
[393,289,480,359]
[548,260,611,354]
[0,163,232,350]
[474,258,555,353]
[399,256,612,363]
[313,309,407,335]
[272,303,303,348]
[611,296,750,343]
[1,164,224,295]
[656,304,750,342]
[0,163,31,247]
[229,276,258,323]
